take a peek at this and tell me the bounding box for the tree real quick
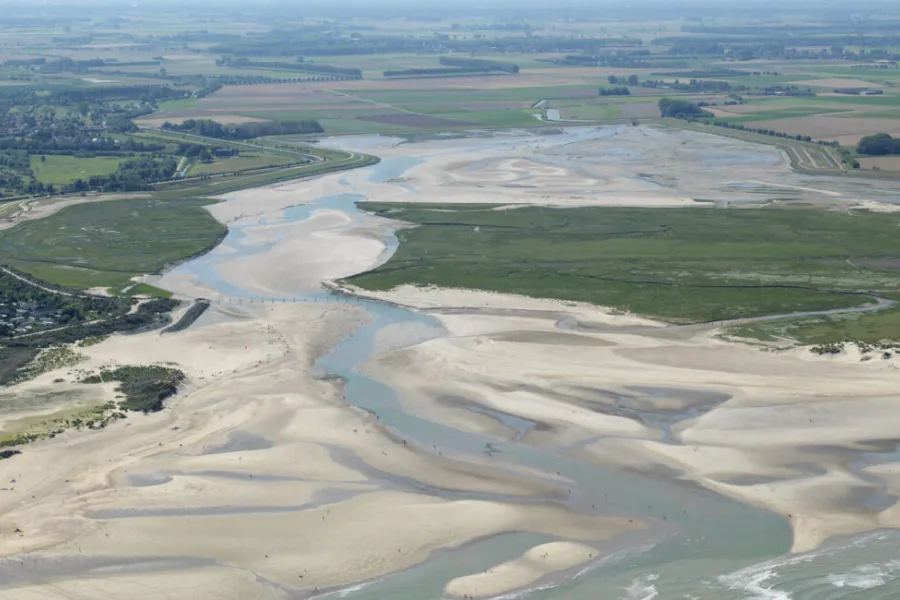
[858,133,900,156]
[658,98,714,119]
[627,74,639,85]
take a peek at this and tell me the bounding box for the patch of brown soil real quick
[619,102,661,119]
[745,115,900,145]
[357,114,475,128]
[136,113,268,127]
[791,78,887,89]
[859,156,900,171]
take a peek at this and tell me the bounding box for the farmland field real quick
[559,104,622,120]
[746,115,900,146]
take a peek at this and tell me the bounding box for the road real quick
[557,295,896,336]
[1,267,73,297]
[137,126,323,162]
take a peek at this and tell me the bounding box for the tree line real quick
[216,57,362,79]
[438,57,519,73]
[65,156,179,193]
[161,118,323,139]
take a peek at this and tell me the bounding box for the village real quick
[0,270,122,338]
[0,299,66,337]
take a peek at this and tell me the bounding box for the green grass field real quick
[349,204,900,325]
[559,105,622,120]
[157,98,199,111]
[0,197,225,289]
[714,107,853,124]
[30,155,124,185]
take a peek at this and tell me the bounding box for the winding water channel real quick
[166,132,900,599]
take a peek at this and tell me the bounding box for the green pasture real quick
[559,104,622,119]
[714,106,854,124]
[30,155,125,185]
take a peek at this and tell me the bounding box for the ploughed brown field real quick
[357,114,476,128]
[746,115,900,146]
[859,156,900,171]
[787,77,884,88]
[618,102,662,118]
[135,113,269,127]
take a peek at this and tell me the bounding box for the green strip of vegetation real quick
[348,204,900,324]
[123,283,173,298]
[728,301,900,345]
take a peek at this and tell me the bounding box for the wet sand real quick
[353,284,900,554]
[3,126,900,598]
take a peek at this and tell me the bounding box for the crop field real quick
[707,91,900,145]
[348,203,900,324]
[559,104,623,120]
[30,155,125,186]
[143,75,618,135]
[859,157,900,171]
[0,197,225,289]
[749,116,900,146]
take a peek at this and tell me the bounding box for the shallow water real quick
[175,131,900,599]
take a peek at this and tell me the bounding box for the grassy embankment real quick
[349,203,900,343]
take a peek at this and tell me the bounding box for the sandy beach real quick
[4,126,900,598]
[0,293,645,596]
